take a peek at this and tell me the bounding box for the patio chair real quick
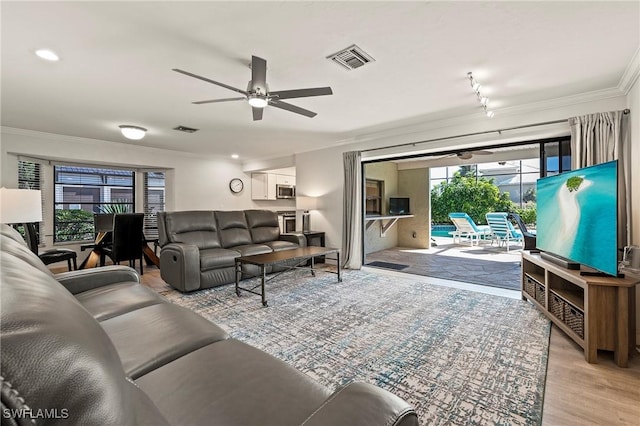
[507,212,537,251]
[448,212,491,246]
[485,212,524,252]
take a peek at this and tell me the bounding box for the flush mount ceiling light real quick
[119,125,147,140]
[35,49,59,61]
[467,72,495,118]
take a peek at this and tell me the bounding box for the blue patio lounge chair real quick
[485,212,524,252]
[448,212,491,246]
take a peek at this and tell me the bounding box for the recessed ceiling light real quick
[35,49,59,61]
[119,125,147,140]
[231,154,239,159]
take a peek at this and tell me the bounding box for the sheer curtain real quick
[569,109,631,248]
[342,151,362,269]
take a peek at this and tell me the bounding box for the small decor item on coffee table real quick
[235,246,341,306]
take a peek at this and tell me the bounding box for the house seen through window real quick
[54,166,135,242]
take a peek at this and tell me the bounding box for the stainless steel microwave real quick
[276,184,296,199]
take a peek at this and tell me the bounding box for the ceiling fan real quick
[173,55,333,121]
[454,150,493,160]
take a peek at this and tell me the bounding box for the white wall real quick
[0,127,294,252]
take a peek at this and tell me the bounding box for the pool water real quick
[431,225,455,238]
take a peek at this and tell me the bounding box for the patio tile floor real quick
[365,237,523,291]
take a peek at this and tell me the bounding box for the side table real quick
[303,231,326,263]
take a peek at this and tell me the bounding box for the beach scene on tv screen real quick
[536,160,617,276]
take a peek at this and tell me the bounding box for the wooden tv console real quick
[521,252,639,367]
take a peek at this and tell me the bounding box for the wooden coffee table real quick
[234,246,341,306]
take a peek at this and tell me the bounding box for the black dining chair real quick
[24,222,78,271]
[102,213,145,275]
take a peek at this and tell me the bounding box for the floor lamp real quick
[297,196,317,233]
[0,188,43,248]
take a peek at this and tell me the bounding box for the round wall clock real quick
[229,178,244,193]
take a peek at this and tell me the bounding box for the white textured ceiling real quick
[1,1,638,161]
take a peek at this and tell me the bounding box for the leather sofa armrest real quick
[159,243,201,292]
[55,265,140,294]
[301,382,418,426]
[280,233,307,247]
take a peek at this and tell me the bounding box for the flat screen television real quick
[389,197,410,215]
[536,160,618,276]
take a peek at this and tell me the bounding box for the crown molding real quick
[618,46,640,94]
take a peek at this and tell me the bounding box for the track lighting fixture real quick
[467,72,495,118]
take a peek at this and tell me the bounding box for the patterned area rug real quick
[162,269,550,425]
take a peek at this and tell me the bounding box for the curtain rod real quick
[362,109,630,154]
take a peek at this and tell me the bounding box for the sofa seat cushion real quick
[231,244,272,257]
[75,282,165,321]
[200,248,240,271]
[101,303,229,379]
[136,339,331,426]
[262,240,299,252]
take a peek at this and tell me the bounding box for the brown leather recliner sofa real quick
[157,209,306,292]
[0,224,419,426]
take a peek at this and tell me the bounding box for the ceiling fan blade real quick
[269,87,333,100]
[172,68,247,96]
[474,150,493,155]
[252,106,264,121]
[192,97,246,104]
[269,99,317,118]
[250,56,267,93]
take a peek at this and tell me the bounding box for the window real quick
[541,139,571,177]
[54,165,135,242]
[365,179,384,215]
[143,171,165,239]
[18,160,43,242]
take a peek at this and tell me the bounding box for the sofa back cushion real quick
[216,211,252,248]
[163,211,221,249]
[245,210,280,243]
[1,226,165,425]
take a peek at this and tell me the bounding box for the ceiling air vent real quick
[327,44,375,71]
[173,125,199,133]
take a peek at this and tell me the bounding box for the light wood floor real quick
[92,266,640,424]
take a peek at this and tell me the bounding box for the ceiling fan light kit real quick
[174,55,333,121]
[467,72,495,118]
[247,94,268,108]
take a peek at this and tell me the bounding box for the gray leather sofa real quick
[0,224,419,426]
[157,209,306,292]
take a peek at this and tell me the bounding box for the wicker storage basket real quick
[535,282,546,307]
[523,275,536,299]
[549,291,565,321]
[564,302,584,339]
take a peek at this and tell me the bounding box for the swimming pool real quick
[431,224,455,237]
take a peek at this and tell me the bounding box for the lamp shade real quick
[0,188,43,224]
[296,196,318,211]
